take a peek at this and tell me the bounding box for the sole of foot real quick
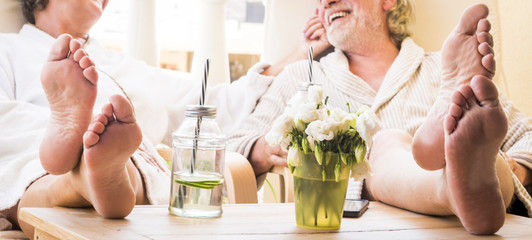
[40,34,99,175]
[75,95,142,218]
[412,3,496,171]
[444,76,507,235]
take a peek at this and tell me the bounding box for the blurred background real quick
[91,0,265,82]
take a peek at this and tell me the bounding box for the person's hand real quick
[261,9,331,77]
[248,136,288,176]
[300,9,331,58]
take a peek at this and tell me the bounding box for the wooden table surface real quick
[20,202,532,239]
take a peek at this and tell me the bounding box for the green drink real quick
[169,170,224,218]
[169,105,225,218]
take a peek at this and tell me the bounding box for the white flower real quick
[329,108,353,133]
[294,102,320,124]
[350,160,372,181]
[287,147,302,166]
[306,135,315,151]
[356,110,382,146]
[265,113,294,151]
[305,119,335,142]
[308,85,323,104]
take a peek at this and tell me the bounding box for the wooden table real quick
[20,202,532,239]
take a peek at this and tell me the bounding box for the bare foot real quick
[40,34,99,175]
[444,76,507,235]
[73,95,142,218]
[413,3,496,170]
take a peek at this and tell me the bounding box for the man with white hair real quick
[228,0,532,235]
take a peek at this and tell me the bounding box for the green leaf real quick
[302,137,310,154]
[339,151,347,165]
[325,151,333,165]
[334,160,341,182]
[315,144,323,165]
[355,144,367,164]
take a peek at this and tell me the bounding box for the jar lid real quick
[185,105,217,117]
[297,82,320,91]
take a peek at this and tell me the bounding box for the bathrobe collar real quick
[320,38,425,111]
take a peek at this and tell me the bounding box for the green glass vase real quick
[292,152,350,229]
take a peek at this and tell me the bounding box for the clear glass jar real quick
[169,105,226,218]
[287,82,320,107]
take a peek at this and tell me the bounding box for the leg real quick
[13,95,145,237]
[369,77,513,234]
[412,3,496,170]
[40,34,99,175]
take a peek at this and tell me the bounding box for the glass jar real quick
[287,82,320,107]
[169,105,226,218]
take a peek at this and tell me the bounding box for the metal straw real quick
[199,59,210,105]
[191,59,210,174]
[308,46,313,83]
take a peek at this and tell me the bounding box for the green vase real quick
[292,152,350,229]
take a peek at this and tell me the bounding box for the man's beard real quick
[326,12,384,52]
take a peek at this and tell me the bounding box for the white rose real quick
[356,110,382,146]
[294,102,320,124]
[287,147,302,166]
[265,113,295,151]
[308,85,323,104]
[305,120,335,142]
[329,108,351,132]
[278,135,292,151]
[350,160,372,181]
[316,105,330,121]
[342,113,357,131]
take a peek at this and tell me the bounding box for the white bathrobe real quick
[228,39,532,210]
[0,24,272,210]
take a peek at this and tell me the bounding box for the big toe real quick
[470,75,499,106]
[455,3,489,35]
[48,34,73,61]
[109,95,136,123]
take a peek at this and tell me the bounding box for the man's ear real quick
[382,0,397,11]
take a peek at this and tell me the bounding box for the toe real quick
[83,66,99,85]
[89,121,106,135]
[83,131,100,148]
[48,34,73,61]
[109,95,136,123]
[477,31,493,47]
[470,76,499,106]
[477,32,493,48]
[458,84,477,108]
[448,103,463,119]
[79,56,94,69]
[443,112,458,135]
[94,113,109,126]
[455,3,489,35]
[73,49,87,62]
[69,39,82,56]
[478,42,493,56]
[481,54,496,75]
[101,103,115,122]
[477,19,491,33]
[452,86,469,108]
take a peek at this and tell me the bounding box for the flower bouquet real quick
[266,84,373,229]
